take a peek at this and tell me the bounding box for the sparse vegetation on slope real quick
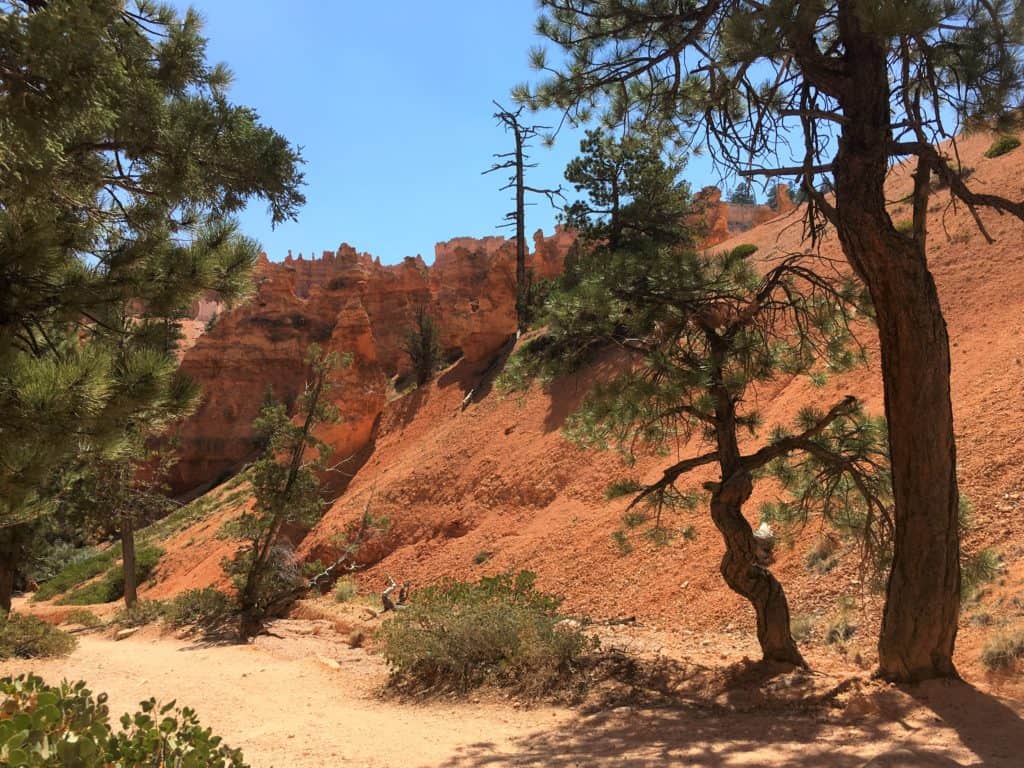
[0,614,76,660]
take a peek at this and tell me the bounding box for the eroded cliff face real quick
[169,231,570,495]
[694,184,797,247]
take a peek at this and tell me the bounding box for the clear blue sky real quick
[182,1,724,265]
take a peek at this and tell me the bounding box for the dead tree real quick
[483,102,562,335]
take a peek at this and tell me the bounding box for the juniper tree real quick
[520,0,1024,681]
[0,1,304,541]
[484,102,563,333]
[509,136,890,664]
[228,345,346,640]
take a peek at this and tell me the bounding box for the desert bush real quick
[824,597,858,645]
[805,536,840,575]
[402,307,442,386]
[113,600,166,628]
[379,571,595,696]
[0,674,248,767]
[605,478,643,500]
[0,614,76,660]
[791,614,814,642]
[728,243,758,259]
[472,551,493,566]
[644,526,674,546]
[980,630,1024,672]
[681,525,698,541]
[56,546,164,606]
[61,609,103,630]
[984,134,1021,158]
[962,548,1003,602]
[332,577,359,603]
[164,588,236,630]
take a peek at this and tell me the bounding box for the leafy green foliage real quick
[605,479,643,500]
[611,529,633,555]
[729,243,758,260]
[0,614,76,660]
[472,551,494,566]
[0,674,248,767]
[56,546,164,606]
[0,1,304,530]
[402,307,442,386]
[984,134,1021,158]
[379,571,594,696]
[729,181,757,206]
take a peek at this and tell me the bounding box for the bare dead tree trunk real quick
[121,512,138,610]
[833,15,959,681]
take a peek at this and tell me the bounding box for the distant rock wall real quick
[168,231,571,494]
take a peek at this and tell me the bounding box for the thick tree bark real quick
[0,524,26,613]
[514,127,528,335]
[710,474,806,667]
[832,11,960,681]
[121,513,138,610]
[708,354,804,667]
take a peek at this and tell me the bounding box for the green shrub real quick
[31,548,116,602]
[113,600,166,628]
[164,588,236,630]
[980,630,1024,672]
[791,614,814,643]
[824,598,857,645]
[984,134,1021,158]
[57,546,164,606]
[605,478,643,500]
[962,548,1003,602]
[472,551,493,566]
[0,674,248,767]
[61,609,102,630]
[379,571,595,696]
[0,614,76,660]
[729,243,759,260]
[622,510,648,528]
[805,536,839,575]
[332,577,359,603]
[644,526,674,546]
[681,525,698,541]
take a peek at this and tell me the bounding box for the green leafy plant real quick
[56,546,164,606]
[61,610,103,630]
[113,600,167,628]
[402,307,442,386]
[606,479,643,500]
[32,548,117,602]
[962,548,1004,602]
[472,551,494,566]
[0,614,76,660]
[0,674,249,767]
[611,529,633,556]
[379,571,595,696]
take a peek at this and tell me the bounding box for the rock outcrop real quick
[169,231,572,494]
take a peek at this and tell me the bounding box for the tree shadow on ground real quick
[434,658,1014,767]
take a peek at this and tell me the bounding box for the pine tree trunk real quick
[121,513,138,610]
[0,556,13,613]
[831,13,960,681]
[514,127,528,335]
[711,474,806,667]
[0,525,24,613]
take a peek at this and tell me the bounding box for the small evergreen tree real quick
[728,180,757,206]
[402,307,442,386]
[228,345,347,639]
[511,144,890,665]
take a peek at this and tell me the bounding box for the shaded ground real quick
[4,615,1024,768]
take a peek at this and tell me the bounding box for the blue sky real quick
[183,2,726,264]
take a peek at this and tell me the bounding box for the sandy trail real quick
[5,623,1024,768]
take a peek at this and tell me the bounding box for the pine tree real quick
[511,137,889,664]
[402,307,442,387]
[0,0,304,568]
[520,0,1024,682]
[228,345,347,640]
[728,180,757,206]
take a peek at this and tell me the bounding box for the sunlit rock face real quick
[168,231,573,495]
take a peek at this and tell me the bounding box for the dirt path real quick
[4,623,1024,767]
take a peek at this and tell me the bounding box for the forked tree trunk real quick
[121,513,138,610]
[711,474,806,667]
[833,15,960,681]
